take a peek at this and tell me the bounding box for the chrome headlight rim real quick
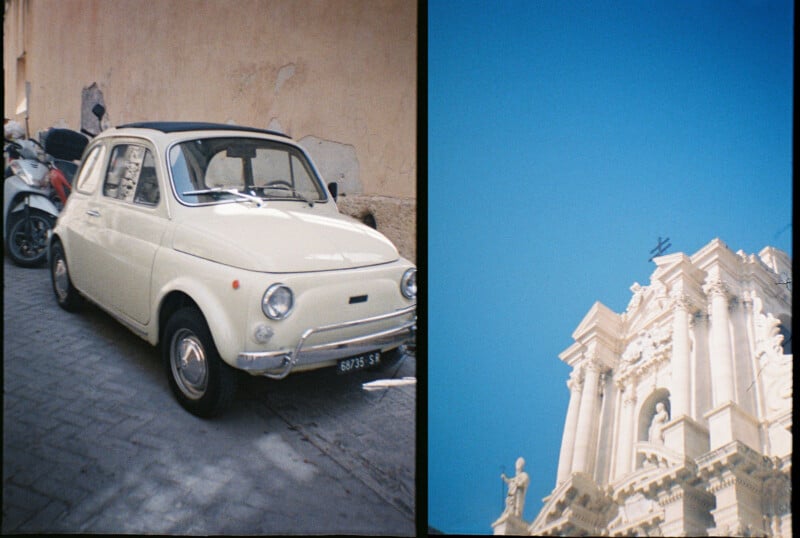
[262,283,294,320]
[400,268,417,299]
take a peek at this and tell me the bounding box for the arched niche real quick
[635,388,671,469]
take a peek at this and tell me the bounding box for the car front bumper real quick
[235,305,416,379]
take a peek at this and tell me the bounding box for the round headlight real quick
[400,268,417,299]
[262,284,294,320]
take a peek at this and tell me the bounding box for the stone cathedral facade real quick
[493,238,792,537]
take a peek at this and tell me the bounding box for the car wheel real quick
[5,209,55,267]
[50,238,83,311]
[163,307,237,417]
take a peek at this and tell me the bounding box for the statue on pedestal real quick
[501,457,530,518]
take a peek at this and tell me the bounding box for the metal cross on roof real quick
[648,236,672,262]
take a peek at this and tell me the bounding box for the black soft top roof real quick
[116,121,290,138]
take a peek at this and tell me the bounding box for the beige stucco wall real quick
[3,0,416,262]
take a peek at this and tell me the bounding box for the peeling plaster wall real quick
[3,0,416,262]
[336,194,416,266]
[299,136,362,194]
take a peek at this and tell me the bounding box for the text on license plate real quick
[336,351,381,374]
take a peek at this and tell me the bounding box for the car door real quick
[86,140,167,326]
[65,142,109,294]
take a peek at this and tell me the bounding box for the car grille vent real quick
[349,295,368,304]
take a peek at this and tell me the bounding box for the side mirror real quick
[327,182,338,202]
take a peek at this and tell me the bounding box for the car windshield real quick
[169,137,327,205]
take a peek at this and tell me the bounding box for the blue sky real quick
[427,0,793,534]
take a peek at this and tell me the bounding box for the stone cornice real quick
[655,252,706,297]
[611,456,698,503]
[531,472,612,533]
[696,441,774,484]
[690,237,741,277]
[757,245,791,275]
[568,302,622,370]
[656,482,715,516]
[572,301,622,341]
[738,252,790,303]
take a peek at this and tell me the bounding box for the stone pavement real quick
[2,257,416,534]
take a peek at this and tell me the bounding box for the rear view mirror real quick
[327,182,338,202]
[226,144,256,159]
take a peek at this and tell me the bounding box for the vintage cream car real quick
[49,122,416,417]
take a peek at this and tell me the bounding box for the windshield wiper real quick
[256,184,315,207]
[182,188,265,207]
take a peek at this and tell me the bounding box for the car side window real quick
[103,144,160,206]
[74,145,107,194]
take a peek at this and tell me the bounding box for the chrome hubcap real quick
[54,258,69,301]
[170,329,208,399]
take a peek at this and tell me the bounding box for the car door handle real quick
[86,209,101,217]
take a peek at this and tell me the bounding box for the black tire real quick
[163,307,238,417]
[5,209,55,267]
[50,238,83,311]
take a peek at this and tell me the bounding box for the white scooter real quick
[4,128,88,267]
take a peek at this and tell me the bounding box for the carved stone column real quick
[702,279,762,451]
[670,294,693,418]
[556,368,583,483]
[570,360,601,475]
[614,381,637,478]
[703,278,735,406]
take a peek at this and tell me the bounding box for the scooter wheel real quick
[5,209,55,267]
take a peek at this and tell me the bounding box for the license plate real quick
[336,351,381,374]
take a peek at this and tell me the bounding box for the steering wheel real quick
[262,180,293,190]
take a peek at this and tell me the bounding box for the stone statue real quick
[648,402,669,445]
[500,457,530,518]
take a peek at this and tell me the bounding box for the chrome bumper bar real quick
[236,305,416,380]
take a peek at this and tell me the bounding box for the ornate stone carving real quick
[567,366,585,393]
[627,282,645,312]
[750,297,792,415]
[702,278,730,300]
[670,291,696,312]
[753,296,785,358]
[619,325,672,377]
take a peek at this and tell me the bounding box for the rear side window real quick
[103,144,160,206]
[74,145,107,194]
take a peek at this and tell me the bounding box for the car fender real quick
[151,251,250,366]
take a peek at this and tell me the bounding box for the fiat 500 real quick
[48,122,416,417]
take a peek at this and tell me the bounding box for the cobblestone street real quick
[2,257,416,534]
